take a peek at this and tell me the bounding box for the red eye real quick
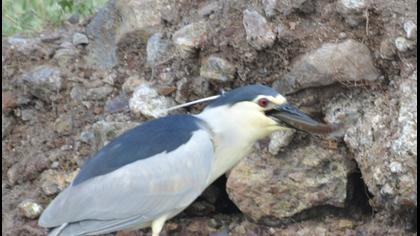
[258,98,269,107]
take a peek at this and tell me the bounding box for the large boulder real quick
[226,143,355,225]
[273,39,379,94]
[323,71,417,209]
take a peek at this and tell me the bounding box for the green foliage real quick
[2,0,107,37]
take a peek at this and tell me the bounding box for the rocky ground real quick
[2,0,417,235]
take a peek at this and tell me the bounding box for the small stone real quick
[40,170,72,196]
[394,37,415,53]
[338,219,355,229]
[68,14,80,24]
[122,75,143,94]
[380,183,395,196]
[262,0,277,17]
[243,9,276,50]
[200,55,236,82]
[7,37,41,56]
[146,33,172,67]
[20,109,37,122]
[86,85,114,100]
[389,161,403,173]
[51,161,60,169]
[158,86,177,96]
[173,21,208,57]
[175,77,189,103]
[339,32,347,39]
[337,0,368,27]
[80,130,95,144]
[54,115,72,135]
[2,114,14,138]
[198,2,220,17]
[404,20,417,40]
[158,68,176,85]
[54,48,77,67]
[22,66,62,102]
[59,41,74,49]
[72,32,89,45]
[268,129,296,155]
[380,38,396,60]
[129,84,175,118]
[18,200,43,219]
[190,76,210,97]
[105,94,129,113]
[70,85,86,101]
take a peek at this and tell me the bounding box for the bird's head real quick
[199,85,340,141]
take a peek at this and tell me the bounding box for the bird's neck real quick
[195,107,261,184]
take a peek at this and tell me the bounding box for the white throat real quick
[195,104,273,184]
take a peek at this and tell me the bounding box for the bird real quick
[38,84,340,236]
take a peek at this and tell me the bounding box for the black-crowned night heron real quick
[39,85,339,236]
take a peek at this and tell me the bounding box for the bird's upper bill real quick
[265,103,343,135]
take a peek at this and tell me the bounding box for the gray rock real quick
[7,36,40,55]
[105,94,129,113]
[198,1,221,17]
[173,21,208,57]
[200,55,236,82]
[262,0,277,17]
[80,130,95,144]
[338,32,347,39]
[54,115,72,135]
[404,20,417,40]
[160,3,178,24]
[273,39,379,94]
[129,83,175,118]
[175,77,189,103]
[17,199,43,219]
[226,144,355,223]
[122,75,143,94]
[336,0,368,27]
[59,41,74,49]
[86,0,169,68]
[394,37,415,53]
[379,38,396,60]
[323,83,417,209]
[72,32,89,45]
[39,169,78,196]
[70,85,87,101]
[2,114,14,138]
[391,70,417,159]
[22,66,62,102]
[190,76,210,97]
[268,129,296,155]
[54,48,78,67]
[389,161,403,174]
[146,33,173,67]
[20,109,37,122]
[243,9,276,50]
[86,85,114,100]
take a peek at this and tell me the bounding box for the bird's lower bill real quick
[266,104,340,134]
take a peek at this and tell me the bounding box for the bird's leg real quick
[151,215,167,236]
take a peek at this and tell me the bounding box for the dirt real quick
[2,0,417,235]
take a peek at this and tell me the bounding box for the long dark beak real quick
[266,104,342,134]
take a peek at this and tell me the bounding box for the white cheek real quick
[275,95,287,104]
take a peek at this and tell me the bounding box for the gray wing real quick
[39,129,214,233]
